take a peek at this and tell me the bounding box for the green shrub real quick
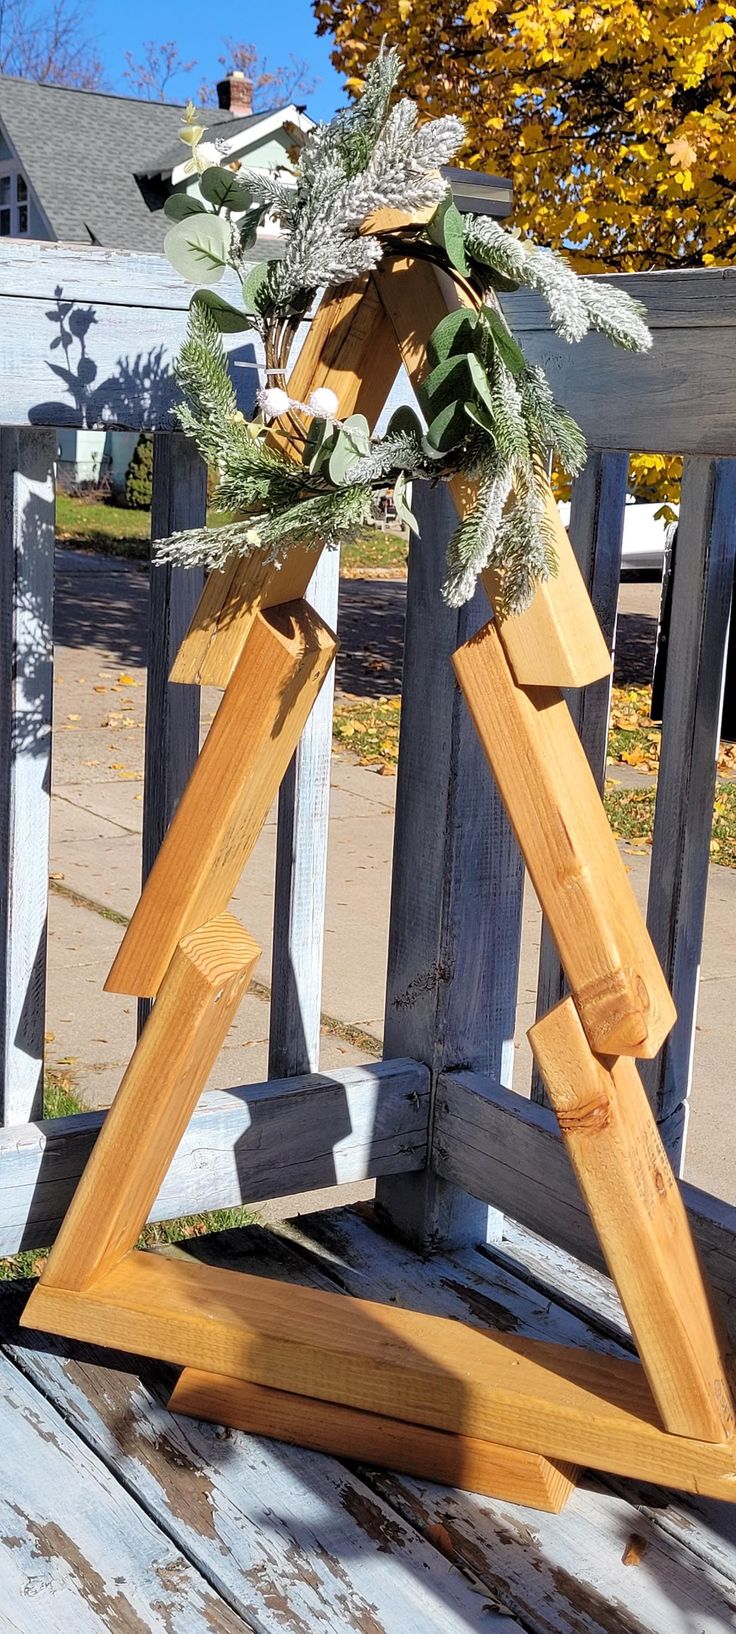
[124,433,153,510]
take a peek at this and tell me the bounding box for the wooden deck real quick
[2,1204,734,1633]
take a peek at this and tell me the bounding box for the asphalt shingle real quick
[0,76,284,252]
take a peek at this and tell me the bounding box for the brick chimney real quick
[216,70,254,117]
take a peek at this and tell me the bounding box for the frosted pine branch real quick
[464,217,652,353]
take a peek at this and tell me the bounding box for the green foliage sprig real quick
[157,48,651,612]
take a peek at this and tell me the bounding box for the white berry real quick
[307,386,339,417]
[257,385,290,419]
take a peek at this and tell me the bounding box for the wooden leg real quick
[170,277,399,690]
[452,617,676,1058]
[22,1249,736,1498]
[106,599,336,998]
[529,997,735,1443]
[38,913,260,1292]
[372,255,611,689]
[169,1370,578,1513]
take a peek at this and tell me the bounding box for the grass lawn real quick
[334,685,736,867]
[56,493,151,556]
[56,495,407,574]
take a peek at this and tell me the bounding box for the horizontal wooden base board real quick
[22,1250,736,1498]
[169,1369,578,1512]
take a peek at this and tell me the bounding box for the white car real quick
[558,497,674,576]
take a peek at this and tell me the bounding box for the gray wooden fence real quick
[1,242,736,1335]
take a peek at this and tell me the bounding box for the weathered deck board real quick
[0,1344,251,1633]
[5,1208,736,1631]
[1,1292,516,1633]
[288,1211,736,1631]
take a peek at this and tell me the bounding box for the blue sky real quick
[91,0,346,119]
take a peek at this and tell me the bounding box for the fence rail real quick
[1,243,735,1308]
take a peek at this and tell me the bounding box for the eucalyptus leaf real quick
[418,354,472,419]
[463,398,496,436]
[425,399,468,454]
[164,213,230,285]
[341,412,371,456]
[386,405,423,440]
[482,306,527,378]
[191,290,254,333]
[427,193,468,276]
[199,166,253,212]
[238,205,264,251]
[303,416,335,474]
[242,260,271,313]
[164,193,206,223]
[329,429,363,484]
[393,471,419,535]
[467,351,495,414]
[426,307,478,369]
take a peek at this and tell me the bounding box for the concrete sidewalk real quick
[46,548,736,1203]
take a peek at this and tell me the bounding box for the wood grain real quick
[0,1348,249,1634]
[0,427,56,1125]
[22,1247,736,1495]
[138,432,207,1032]
[40,913,259,1291]
[373,254,611,689]
[0,1059,429,1256]
[171,276,397,690]
[1,1277,519,1634]
[107,597,336,997]
[532,451,628,1100]
[434,1070,736,1346]
[170,1371,578,1512]
[642,459,736,1157]
[377,482,521,1249]
[499,272,736,456]
[7,1208,735,1634]
[453,617,676,1058]
[269,547,339,1078]
[529,996,735,1443]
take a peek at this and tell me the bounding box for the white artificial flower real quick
[196,141,225,170]
[307,386,340,418]
[257,385,291,419]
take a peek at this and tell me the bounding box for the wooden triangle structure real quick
[22,250,736,1515]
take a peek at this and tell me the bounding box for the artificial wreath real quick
[157,46,651,613]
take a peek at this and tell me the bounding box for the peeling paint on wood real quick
[0,1348,251,1633]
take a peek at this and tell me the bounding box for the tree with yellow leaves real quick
[315,1,734,501]
[314,0,735,270]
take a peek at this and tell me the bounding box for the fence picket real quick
[642,457,736,1162]
[269,547,339,1077]
[138,434,206,1031]
[376,483,524,1251]
[0,429,55,1126]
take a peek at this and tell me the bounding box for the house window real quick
[0,166,30,236]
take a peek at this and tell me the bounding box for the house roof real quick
[0,75,299,253]
[138,109,277,179]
